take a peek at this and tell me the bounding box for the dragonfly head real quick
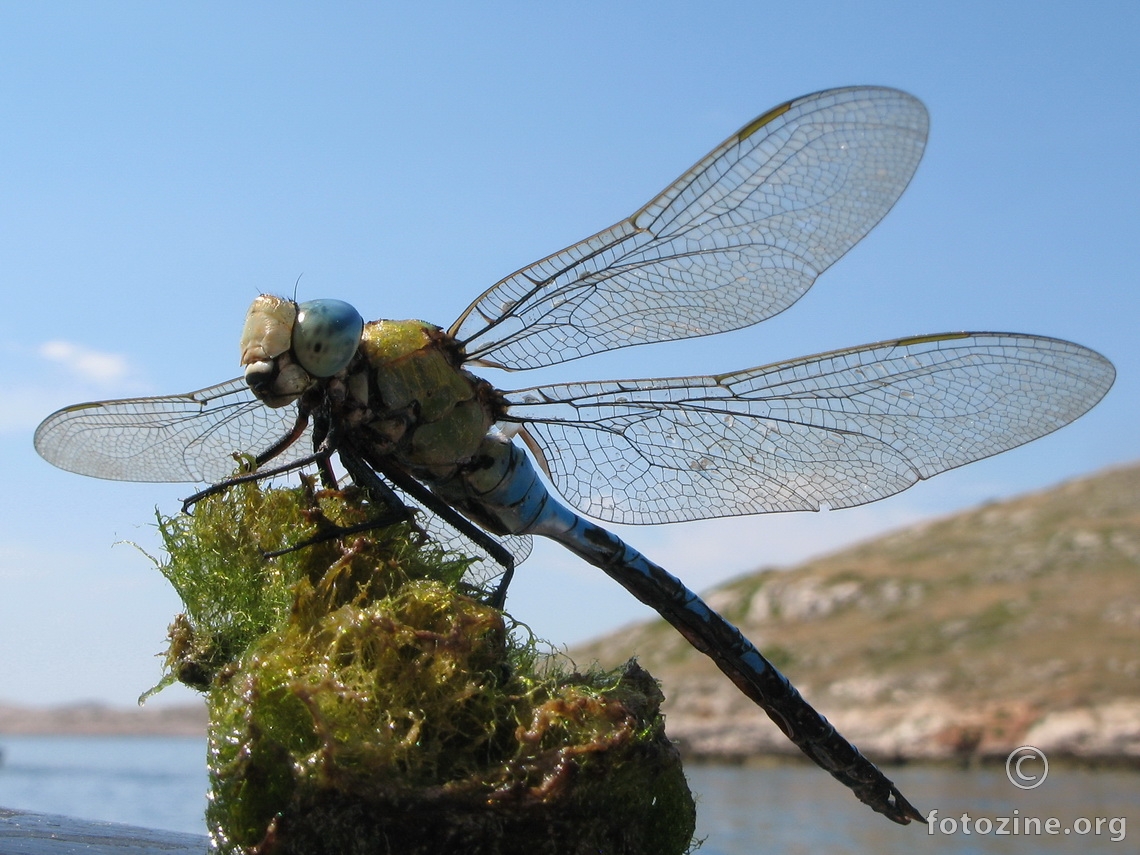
[240,295,364,407]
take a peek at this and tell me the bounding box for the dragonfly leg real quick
[336,445,405,510]
[355,452,517,609]
[308,409,341,489]
[254,408,312,469]
[245,442,439,558]
[181,448,331,513]
[260,508,413,559]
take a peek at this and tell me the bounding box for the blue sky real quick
[1,2,1136,707]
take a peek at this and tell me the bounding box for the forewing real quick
[504,334,1115,524]
[33,377,533,583]
[33,378,311,483]
[452,87,929,369]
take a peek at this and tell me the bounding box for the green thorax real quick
[356,319,496,479]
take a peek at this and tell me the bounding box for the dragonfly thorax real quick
[238,294,503,482]
[353,319,502,482]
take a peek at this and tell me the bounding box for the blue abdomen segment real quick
[433,436,922,824]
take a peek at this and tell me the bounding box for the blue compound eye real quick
[293,299,364,377]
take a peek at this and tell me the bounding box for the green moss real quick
[153,477,695,855]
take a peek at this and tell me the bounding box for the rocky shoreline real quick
[3,696,1138,767]
[0,702,208,737]
[664,690,1140,765]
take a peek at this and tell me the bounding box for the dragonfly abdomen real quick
[545,512,922,823]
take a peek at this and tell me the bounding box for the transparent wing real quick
[33,378,312,483]
[451,86,929,370]
[504,334,1115,524]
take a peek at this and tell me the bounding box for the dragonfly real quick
[35,87,1115,825]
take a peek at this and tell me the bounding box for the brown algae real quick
[152,477,695,854]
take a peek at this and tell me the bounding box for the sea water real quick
[0,735,1135,853]
[0,735,207,835]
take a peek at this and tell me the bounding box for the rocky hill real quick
[570,462,1140,763]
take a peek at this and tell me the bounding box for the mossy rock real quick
[153,477,695,854]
